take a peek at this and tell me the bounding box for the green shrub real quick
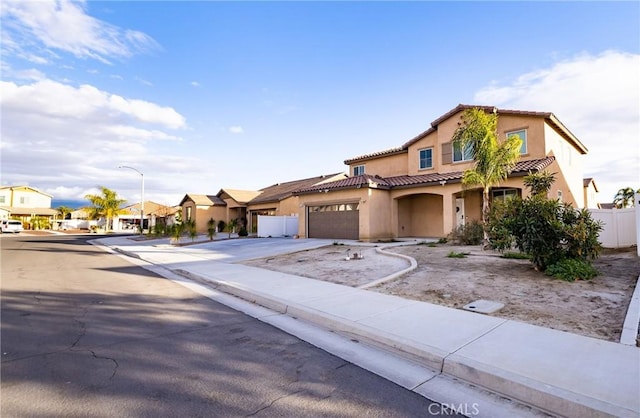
[447,251,468,258]
[437,237,448,244]
[448,220,483,245]
[207,217,216,240]
[501,252,530,260]
[217,220,226,234]
[186,219,197,242]
[238,226,248,237]
[545,259,599,282]
[487,172,603,271]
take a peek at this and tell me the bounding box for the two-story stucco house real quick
[0,186,58,225]
[293,104,591,241]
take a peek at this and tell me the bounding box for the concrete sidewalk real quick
[95,236,640,418]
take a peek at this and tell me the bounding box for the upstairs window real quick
[353,165,365,176]
[453,141,474,162]
[507,129,528,155]
[419,148,433,169]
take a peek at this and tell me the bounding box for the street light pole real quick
[119,165,144,235]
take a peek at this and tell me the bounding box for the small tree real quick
[225,218,237,238]
[207,217,217,240]
[171,222,185,244]
[488,172,603,275]
[186,219,198,242]
[56,206,73,220]
[613,187,637,208]
[523,170,556,197]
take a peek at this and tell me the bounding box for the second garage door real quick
[307,203,359,240]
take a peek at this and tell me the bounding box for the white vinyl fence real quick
[589,205,637,248]
[257,215,298,238]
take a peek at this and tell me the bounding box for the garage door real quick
[308,203,359,240]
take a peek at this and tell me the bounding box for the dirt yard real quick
[242,243,640,342]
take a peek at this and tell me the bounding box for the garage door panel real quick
[308,210,358,240]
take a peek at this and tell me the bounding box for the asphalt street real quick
[1,234,459,417]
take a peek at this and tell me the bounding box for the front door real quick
[455,198,465,227]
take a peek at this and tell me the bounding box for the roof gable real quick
[250,173,346,204]
[0,185,53,198]
[217,189,262,205]
[178,194,226,207]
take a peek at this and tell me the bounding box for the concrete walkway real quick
[94,236,640,418]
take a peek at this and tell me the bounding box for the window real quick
[419,148,433,169]
[557,190,563,200]
[19,196,29,204]
[453,141,474,162]
[507,129,528,155]
[492,189,518,202]
[0,196,5,204]
[186,206,192,221]
[353,165,365,176]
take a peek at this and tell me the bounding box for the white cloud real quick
[0,78,213,205]
[1,0,159,64]
[475,50,640,203]
[229,126,245,134]
[191,81,201,87]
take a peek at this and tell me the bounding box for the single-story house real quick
[292,104,594,241]
[179,173,347,234]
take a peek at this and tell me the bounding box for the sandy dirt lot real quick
[242,243,640,342]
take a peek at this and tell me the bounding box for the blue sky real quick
[2,1,638,206]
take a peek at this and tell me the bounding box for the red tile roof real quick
[294,157,555,195]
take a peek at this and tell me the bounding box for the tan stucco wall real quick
[359,188,393,241]
[348,153,408,177]
[405,113,554,176]
[544,125,585,207]
[584,183,599,208]
[396,194,444,237]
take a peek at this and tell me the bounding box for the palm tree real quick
[84,186,126,232]
[451,107,522,247]
[56,206,73,220]
[613,187,636,208]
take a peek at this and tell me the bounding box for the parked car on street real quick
[1,220,24,233]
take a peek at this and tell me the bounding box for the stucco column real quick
[442,190,455,236]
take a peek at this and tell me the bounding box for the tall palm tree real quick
[84,186,126,232]
[613,187,636,208]
[452,107,522,247]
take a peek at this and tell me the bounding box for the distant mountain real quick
[51,199,87,210]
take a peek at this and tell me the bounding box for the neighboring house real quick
[0,186,58,228]
[583,178,600,209]
[179,173,347,234]
[246,173,347,233]
[117,201,180,231]
[178,193,228,233]
[293,104,591,241]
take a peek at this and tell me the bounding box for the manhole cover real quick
[462,299,504,314]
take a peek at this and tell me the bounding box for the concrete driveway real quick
[178,237,336,262]
[100,235,337,264]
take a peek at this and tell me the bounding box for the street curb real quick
[169,267,638,418]
[102,241,639,418]
[620,274,640,346]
